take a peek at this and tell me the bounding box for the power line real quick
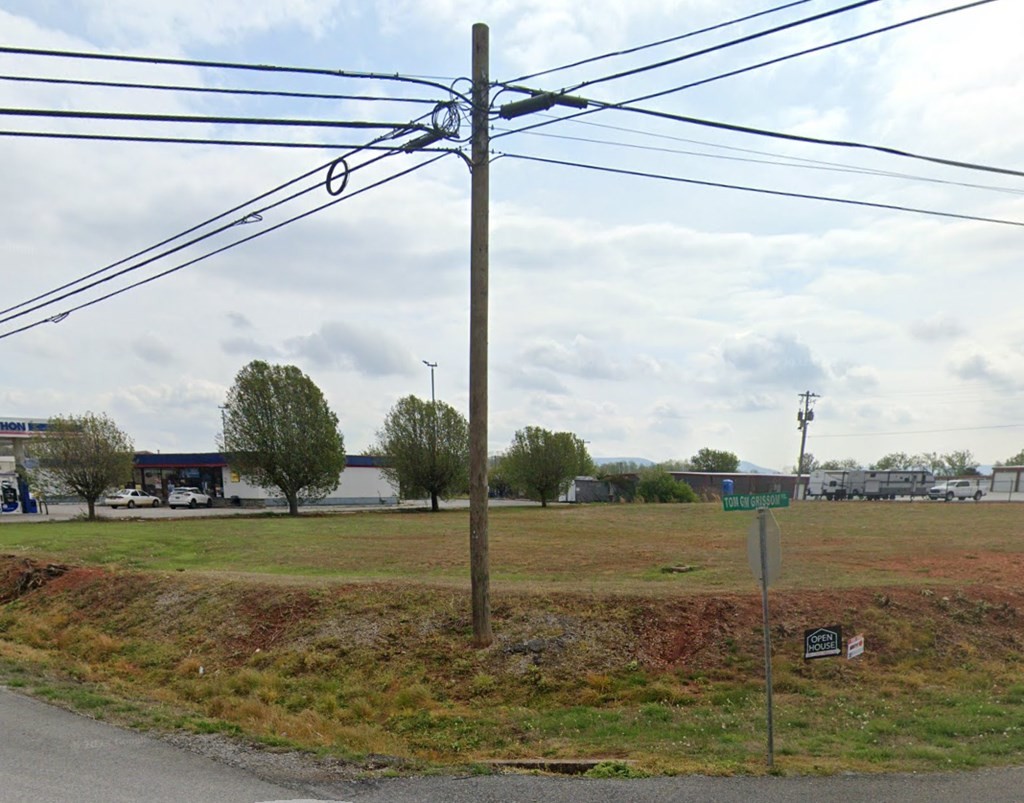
[816,423,1024,438]
[0,106,432,131]
[587,100,1024,179]
[496,126,1024,196]
[496,152,1024,228]
[0,130,458,149]
[0,74,443,104]
[506,0,814,84]
[562,0,882,94]
[0,45,469,103]
[0,149,406,328]
[491,0,1010,179]
[0,107,450,320]
[604,0,1000,108]
[0,153,453,341]
[530,112,1024,182]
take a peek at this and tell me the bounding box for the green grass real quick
[1,502,1021,592]
[1,501,1024,775]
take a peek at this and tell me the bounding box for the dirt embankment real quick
[3,555,1023,679]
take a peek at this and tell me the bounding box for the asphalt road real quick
[4,687,1024,802]
[0,688,313,803]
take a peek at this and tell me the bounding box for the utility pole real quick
[795,391,820,500]
[468,22,492,647]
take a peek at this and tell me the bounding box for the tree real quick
[222,360,345,515]
[635,467,698,503]
[375,395,469,512]
[500,426,593,507]
[942,449,979,477]
[689,447,740,473]
[870,452,915,470]
[995,448,1024,467]
[794,452,819,475]
[29,412,134,521]
[915,452,948,476]
[819,458,861,470]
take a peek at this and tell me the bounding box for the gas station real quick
[0,417,48,515]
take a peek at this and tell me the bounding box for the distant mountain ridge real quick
[593,457,655,467]
[594,457,782,474]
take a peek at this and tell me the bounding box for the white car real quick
[168,487,212,509]
[106,489,161,508]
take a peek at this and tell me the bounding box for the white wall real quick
[220,465,398,506]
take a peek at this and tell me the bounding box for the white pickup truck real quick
[928,479,986,502]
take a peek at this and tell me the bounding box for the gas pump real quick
[1,474,20,514]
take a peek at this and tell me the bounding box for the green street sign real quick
[722,492,790,512]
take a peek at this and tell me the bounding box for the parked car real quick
[106,489,161,509]
[928,479,985,502]
[168,487,212,509]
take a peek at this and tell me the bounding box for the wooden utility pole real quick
[469,22,492,647]
[795,390,819,501]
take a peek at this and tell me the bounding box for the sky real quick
[1,0,1022,472]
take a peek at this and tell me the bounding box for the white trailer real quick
[807,469,935,500]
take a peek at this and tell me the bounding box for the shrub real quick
[635,468,697,503]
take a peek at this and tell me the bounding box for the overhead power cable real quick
[0,45,469,103]
[606,0,1000,108]
[0,153,452,341]
[589,102,1024,179]
[496,126,1024,196]
[507,0,813,84]
[0,107,432,131]
[0,105,453,319]
[0,148,408,328]
[0,74,443,104]
[491,0,1005,177]
[561,0,883,94]
[497,152,1024,228]
[816,423,1024,438]
[0,130,457,149]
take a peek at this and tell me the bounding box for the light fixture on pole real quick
[422,360,437,404]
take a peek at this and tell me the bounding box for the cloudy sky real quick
[1,0,1022,471]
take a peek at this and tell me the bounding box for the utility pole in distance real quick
[469,22,492,647]
[795,390,820,500]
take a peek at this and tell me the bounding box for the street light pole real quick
[422,360,437,404]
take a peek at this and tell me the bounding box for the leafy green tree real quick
[870,452,915,471]
[794,452,819,474]
[29,412,134,521]
[655,459,689,471]
[942,449,979,477]
[688,447,740,473]
[595,460,648,477]
[375,395,469,511]
[501,426,593,507]
[914,452,948,475]
[222,360,345,515]
[819,458,861,470]
[995,448,1024,467]
[635,467,698,503]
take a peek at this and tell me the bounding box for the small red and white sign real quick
[847,634,865,659]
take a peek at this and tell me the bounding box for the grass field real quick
[0,501,1023,776]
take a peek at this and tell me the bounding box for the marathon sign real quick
[804,625,842,660]
[0,419,48,437]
